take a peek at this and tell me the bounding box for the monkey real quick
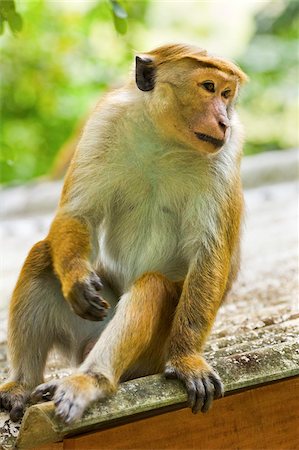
[0,43,247,424]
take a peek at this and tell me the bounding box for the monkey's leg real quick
[32,272,181,424]
[0,241,57,421]
[0,240,108,422]
[164,250,229,414]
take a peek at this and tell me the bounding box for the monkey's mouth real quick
[194,132,225,149]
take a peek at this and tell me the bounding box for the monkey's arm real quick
[165,242,231,412]
[47,213,109,321]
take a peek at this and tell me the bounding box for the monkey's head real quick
[135,44,248,154]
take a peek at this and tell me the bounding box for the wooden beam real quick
[17,332,299,449]
[63,377,299,450]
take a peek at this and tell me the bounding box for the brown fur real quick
[141,43,248,84]
[48,216,91,297]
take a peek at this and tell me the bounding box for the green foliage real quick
[0,0,297,184]
[238,0,298,155]
[0,0,149,184]
[0,0,130,37]
[0,0,22,35]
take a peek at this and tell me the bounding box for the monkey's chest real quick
[99,197,189,291]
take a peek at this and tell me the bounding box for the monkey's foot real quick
[31,373,114,424]
[68,271,110,321]
[165,354,224,414]
[0,381,30,422]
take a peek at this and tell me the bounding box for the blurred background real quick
[0,0,298,184]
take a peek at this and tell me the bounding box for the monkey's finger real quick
[90,276,104,291]
[83,304,108,321]
[78,312,104,321]
[86,298,109,313]
[201,376,214,413]
[82,295,109,315]
[99,298,110,309]
[209,373,224,399]
[191,379,205,414]
[70,297,107,321]
[88,296,110,310]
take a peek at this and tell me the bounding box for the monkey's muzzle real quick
[194,132,225,149]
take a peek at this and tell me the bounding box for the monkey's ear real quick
[135,56,156,91]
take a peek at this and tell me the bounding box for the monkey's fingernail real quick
[100,300,110,309]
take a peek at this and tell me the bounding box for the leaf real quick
[0,17,4,35]
[0,0,15,18]
[111,0,127,20]
[113,13,127,35]
[7,11,22,32]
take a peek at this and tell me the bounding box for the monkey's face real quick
[135,49,247,155]
[170,67,239,154]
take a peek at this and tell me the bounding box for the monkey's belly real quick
[99,212,188,292]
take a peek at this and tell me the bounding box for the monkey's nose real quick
[218,118,230,139]
[218,120,229,133]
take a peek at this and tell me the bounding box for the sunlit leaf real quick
[113,12,127,35]
[7,11,22,32]
[111,0,127,20]
[0,0,23,35]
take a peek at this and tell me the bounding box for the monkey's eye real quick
[202,81,215,93]
[222,89,231,99]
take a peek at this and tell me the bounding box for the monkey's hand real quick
[0,381,30,422]
[67,272,110,321]
[165,354,224,414]
[31,373,114,424]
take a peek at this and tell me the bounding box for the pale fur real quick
[64,87,243,293]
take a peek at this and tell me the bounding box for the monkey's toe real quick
[31,379,85,423]
[50,373,105,424]
[193,372,223,413]
[165,360,224,414]
[55,390,86,424]
[31,380,58,403]
[2,395,26,422]
[0,381,29,422]
[10,400,26,422]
